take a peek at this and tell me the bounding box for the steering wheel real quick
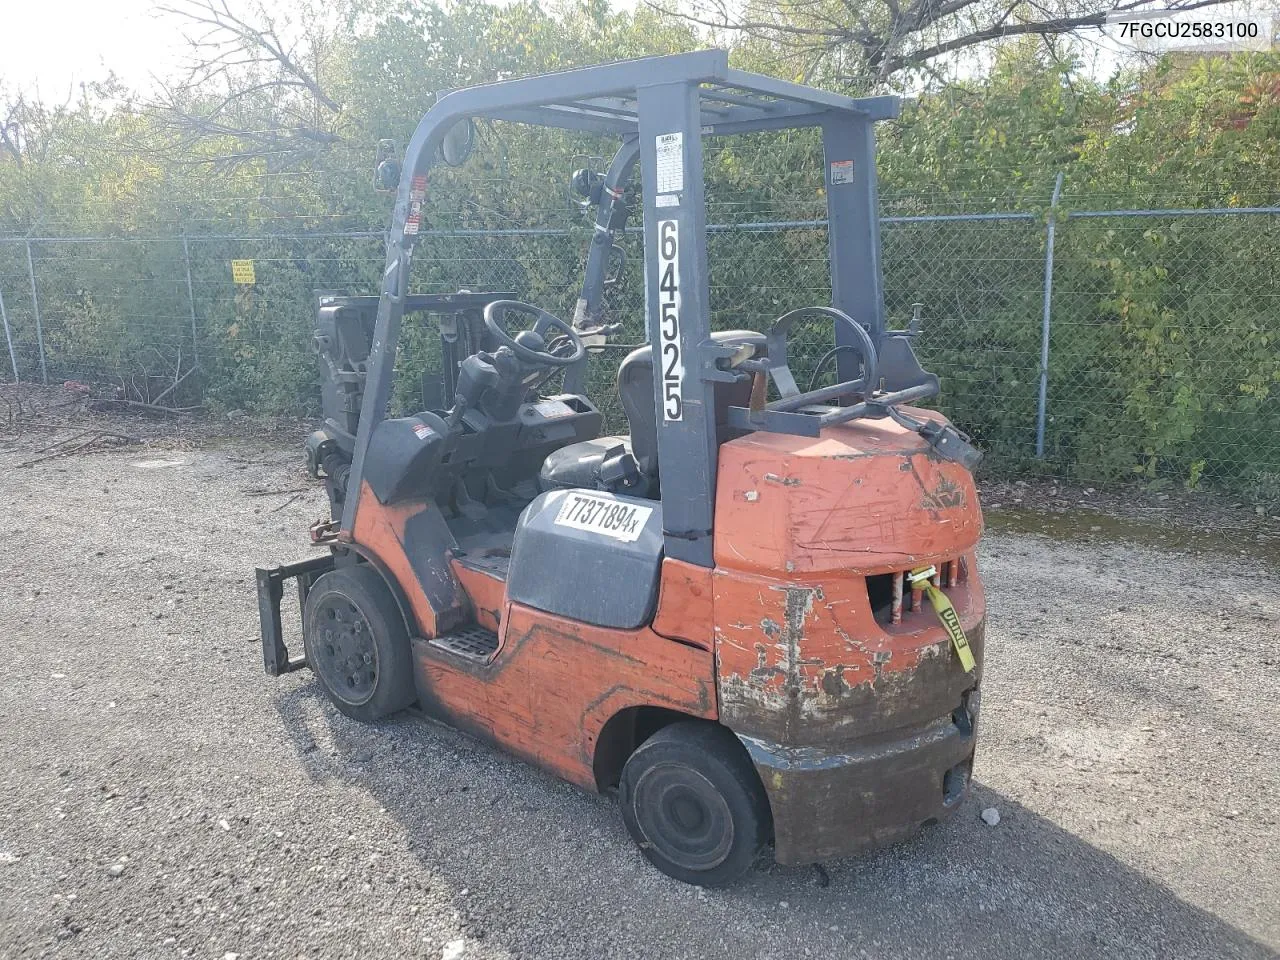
[483,300,585,367]
[762,307,878,411]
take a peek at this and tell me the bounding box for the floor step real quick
[428,625,499,662]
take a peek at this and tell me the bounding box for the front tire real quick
[619,721,771,886]
[302,565,415,722]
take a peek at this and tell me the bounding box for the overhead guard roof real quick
[430,48,900,137]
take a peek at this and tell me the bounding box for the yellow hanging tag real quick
[909,566,976,673]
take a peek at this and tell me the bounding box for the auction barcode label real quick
[554,492,654,543]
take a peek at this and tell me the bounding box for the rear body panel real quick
[713,565,984,745]
[712,412,985,863]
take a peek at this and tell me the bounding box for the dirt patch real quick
[0,382,312,457]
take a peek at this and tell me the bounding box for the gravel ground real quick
[1,436,1277,960]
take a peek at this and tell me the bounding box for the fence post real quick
[25,240,47,385]
[0,285,18,382]
[182,236,201,370]
[1035,172,1064,459]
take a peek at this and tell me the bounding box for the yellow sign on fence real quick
[230,259,257,285]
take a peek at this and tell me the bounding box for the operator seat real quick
[538,329,766,496]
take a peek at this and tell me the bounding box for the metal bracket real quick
[698,339,754,383]
[256,553,336,676]
[725,405,822,437]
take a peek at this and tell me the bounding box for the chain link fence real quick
[2,201,1278,505]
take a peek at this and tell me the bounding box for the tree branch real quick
[658,0,1242,84]
[159,0,342,112]
[883,0,1233,74]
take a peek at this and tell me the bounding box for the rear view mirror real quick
[569,154,605,211]
[439,120,476,167]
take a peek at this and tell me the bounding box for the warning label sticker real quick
[830,159,855,185]
[405,200,423,236]
[656,132,684,194]
[532,399,576,420]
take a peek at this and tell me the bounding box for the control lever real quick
[907,303,924,337]
[574,320,623,351]
[446,352,501,428]
[569,154,606,211]
[728,351,770,420]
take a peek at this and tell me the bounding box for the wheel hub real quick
[311,596,379,705]
[632,764,734,871]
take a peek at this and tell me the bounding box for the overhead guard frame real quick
[343,49,902,569]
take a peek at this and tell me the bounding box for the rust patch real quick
[743,705,979,866]
[820,668,845,696]
[715,564,986,745]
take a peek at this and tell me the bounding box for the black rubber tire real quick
[618,721,771,887]
[302,565,416,722]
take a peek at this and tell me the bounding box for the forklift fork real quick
[255,554,336,676]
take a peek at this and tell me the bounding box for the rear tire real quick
[302,565,415,722]
[619,721,771,887]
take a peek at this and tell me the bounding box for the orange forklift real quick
[256,50,986,886]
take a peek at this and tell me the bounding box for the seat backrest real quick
[617,329,767,478]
